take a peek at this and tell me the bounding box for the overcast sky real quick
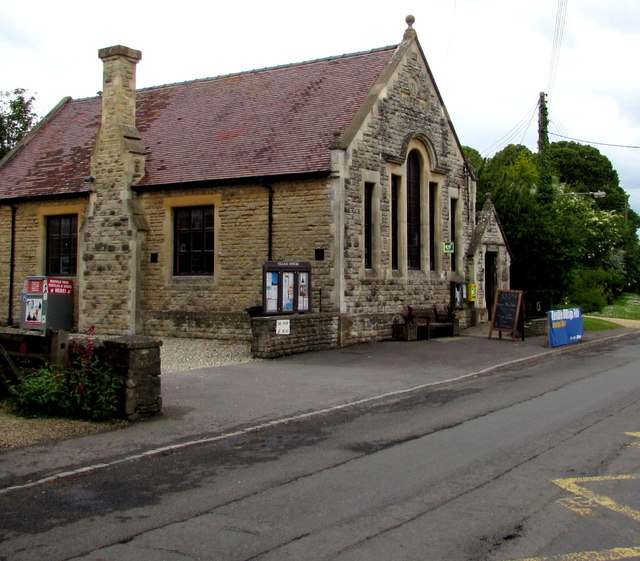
[2,0,639,212]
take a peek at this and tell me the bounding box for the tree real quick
[478,144,539,202]
[477,144,572,301]
[548,141,625,212]
[549,140,640,293]
[475,142,640,310]
[0,89,38,159]
[462,146,484,176]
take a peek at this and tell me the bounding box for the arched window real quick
[407,150,421,270]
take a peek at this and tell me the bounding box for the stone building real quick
[0,17,510,354]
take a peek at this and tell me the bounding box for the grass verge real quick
[592,292,640,320]
[583,317,621,331]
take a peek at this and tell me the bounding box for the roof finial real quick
[403,15,417,40]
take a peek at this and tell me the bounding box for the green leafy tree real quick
[548,141,625,212]
[549,140,640,292]
[477,145,572,301]
[476,142,640,310]
[462,145,484,176]
[0,88,38,159]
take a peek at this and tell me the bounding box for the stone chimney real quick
[94,45,146,185]
[98,46,140,128]
[80,45,148,335]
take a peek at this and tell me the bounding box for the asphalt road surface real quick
[1,338,640,561]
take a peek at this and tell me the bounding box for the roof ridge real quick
[137,44,399,94]
[68,44,399,104]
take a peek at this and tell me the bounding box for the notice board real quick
[262,261,311,315]
[488,289,525,341]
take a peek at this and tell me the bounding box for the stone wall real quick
[100,335,162,420]
[251,313,339,358]
[0,206,11,325]
[339,312,399,346]
[144,311,252,342]
[337,39,475,333]
[137,178,336,340]
[3,199,87,329]
[525,317,548,338]
[12,203,41,324]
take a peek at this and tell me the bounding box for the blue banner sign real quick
[548,308,584,347]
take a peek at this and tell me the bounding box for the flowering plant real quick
[9,327,121,420]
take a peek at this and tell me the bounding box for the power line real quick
[547,0,568,98]
[480,101,539,157]
[547,100,570,139]
[549,132,640,149]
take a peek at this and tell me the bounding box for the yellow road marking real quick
[556,496,596,516]
[625,433,640,447]
[505,546,640,560]
[553,474,640,522]
[508,434,640,560]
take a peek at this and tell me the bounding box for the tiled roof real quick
[0,98,101,200]
[0,46,398,200]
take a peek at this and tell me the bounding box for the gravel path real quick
[160,338,257,373]
[587,316,640,328]
[0,403,127,451]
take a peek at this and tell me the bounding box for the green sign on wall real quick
[443,241,454,254]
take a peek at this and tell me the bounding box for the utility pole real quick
[537,91,553,204]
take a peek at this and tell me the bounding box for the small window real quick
[174,206,214,275]
[46,215,78,276]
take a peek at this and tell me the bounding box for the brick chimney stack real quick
[80,45,148,335]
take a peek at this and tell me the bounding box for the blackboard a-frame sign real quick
[488,289,525,341]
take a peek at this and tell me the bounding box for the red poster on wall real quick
[45,278,73,295]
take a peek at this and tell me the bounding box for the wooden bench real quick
[407,306,459,340]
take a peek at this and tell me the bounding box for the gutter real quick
[8,204,16,326]
[131,170,330,194]
[0,191,91,205]
[259,179,274,261]
[266,184,274,261]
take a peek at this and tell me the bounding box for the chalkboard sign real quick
[488,290,525,341]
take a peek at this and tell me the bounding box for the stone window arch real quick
[387,135,442,274]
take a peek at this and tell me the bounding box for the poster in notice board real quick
[488,289,525,341]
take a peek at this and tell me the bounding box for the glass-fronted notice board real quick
[262,262,311,315]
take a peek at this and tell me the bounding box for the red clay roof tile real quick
[0,46,397,200]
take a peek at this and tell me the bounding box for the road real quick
[1,338,640,560]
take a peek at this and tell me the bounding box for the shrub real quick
[9,337,121,421]
[8,366,71,417]
[564,268,615,313]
